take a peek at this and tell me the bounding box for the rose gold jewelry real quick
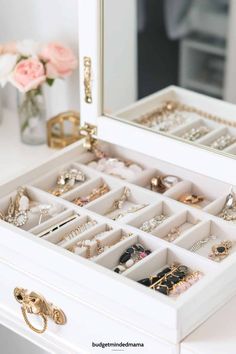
[49,168,86,197]
[73,183,110,207]
[150,176,166,193]
[71,231,131,259]
[209,240,233,262]
[163,227,180,242]
[134,100,236,130]
[179,194,204,207]
[106,187,131,215]
[112,203,148,221]
[58,220,97,246]
[150,175,179,193]
[170,271,203,296]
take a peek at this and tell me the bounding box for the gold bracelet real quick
[73,183,110,207]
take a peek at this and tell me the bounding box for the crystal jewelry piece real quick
[163,227,181,242]
[71,229,112,258]
[182,126,210,142]
[218,187,236,222]
[140,214,166,232]
[30,204,53,225]
[134,100,236,131]
[190,235,217,253]
[58,220,97,246]
[49,168,86,196]
[30,203,63,225]
[209,240,233,262]
[107,187,131,214]
[210,134,236,150]
[179,194,204,207]
[112,204,148,221]
[72,230,130,259]
[158,113,187,132]
[2,187,30,228]
[13,211,29,227]
[15,186,29,211]
[73,183,110,207]
[114,243,151,274]
[36,214,79,238]
[150,175,179,193]
[225,187,235,209]
[134,102,188,130]
[88,147,143,180]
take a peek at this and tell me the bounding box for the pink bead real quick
[140,252,147,259]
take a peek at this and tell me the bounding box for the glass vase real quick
[18,88,46,145]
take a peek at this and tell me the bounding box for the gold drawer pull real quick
[14,287,67,334]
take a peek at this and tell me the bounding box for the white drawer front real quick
[0,260,179,354]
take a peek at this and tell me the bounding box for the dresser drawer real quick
[0,259,179,354]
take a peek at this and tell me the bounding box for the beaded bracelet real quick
[138,264,190,296]
[114,243,151,274]
[169,271,203,297]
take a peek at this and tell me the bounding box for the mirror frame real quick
[78,0,236,185]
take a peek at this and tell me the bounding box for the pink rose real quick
[40,42,77,78]
[10,58,46,92]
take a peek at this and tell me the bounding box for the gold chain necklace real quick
[135,101,236,128]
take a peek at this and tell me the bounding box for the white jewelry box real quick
[1,2,236,353]
[1,137,236,354]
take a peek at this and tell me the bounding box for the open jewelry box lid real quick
[77,0,236,186]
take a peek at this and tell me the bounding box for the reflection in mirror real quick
[103,0,236,159]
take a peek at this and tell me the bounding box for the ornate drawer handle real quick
[14,287,67,334]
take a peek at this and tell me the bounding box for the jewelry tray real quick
[1,140,236,345]
[116,85,236,158]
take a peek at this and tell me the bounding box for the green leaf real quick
[46,78,55,86]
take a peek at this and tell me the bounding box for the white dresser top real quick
[0,109,56,185]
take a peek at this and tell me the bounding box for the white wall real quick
[0,0,80,118]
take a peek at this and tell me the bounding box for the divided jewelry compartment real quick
[1,139,236,344]
[149,210,202,243]
[198,126,236,152]
[61,174,120,207]
[166,179,228,210]
[124,246,215,299]
[76,143,150,182]
[171,118,218,144]
[175,220,236,262]
[86,185,157,222]
[115,85,236,166]
[0,185,66,231]
[32,162,95,198]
